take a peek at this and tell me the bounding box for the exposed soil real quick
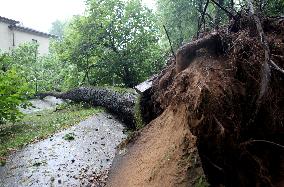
[107,105,205,187]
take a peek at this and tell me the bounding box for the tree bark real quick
[36,87,138,129]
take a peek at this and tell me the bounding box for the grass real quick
[0,103,102,166]
[195,176,209,187]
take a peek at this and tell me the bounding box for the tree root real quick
[176,32,221,73]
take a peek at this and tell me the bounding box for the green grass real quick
[195,176,209,187]
[0,103,102,166]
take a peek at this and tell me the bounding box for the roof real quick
[0,16,19,24]
[8,25,57,38]
[0,15,57,38]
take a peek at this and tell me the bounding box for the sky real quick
[0,0,156,33]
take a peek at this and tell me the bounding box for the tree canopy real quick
[156,0,284,49]
[1,0,283,124]
[53,0,164,87]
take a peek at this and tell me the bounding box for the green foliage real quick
[49,20,67,40]
[6,42,75,92]
[156,0,200,49]
[156,0,284,51]
[54,0,165,88]
[63,132,76,141]
[10,43,64,92]
[10,43,42,92]
[156,0,232,49]
[261,0,284,15]
[195,176,209,187]
[0,55,32,124]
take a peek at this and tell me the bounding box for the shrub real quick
[0,66,32,124]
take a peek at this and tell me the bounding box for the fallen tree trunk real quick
[37,87,138,129]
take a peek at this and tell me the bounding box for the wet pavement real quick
[19,96,64,114]
[0,112,126,187]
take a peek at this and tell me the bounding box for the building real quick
[0,16,56,55]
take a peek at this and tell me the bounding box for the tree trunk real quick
[36,87,138,129]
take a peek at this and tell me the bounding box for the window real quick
[12,33,15,46]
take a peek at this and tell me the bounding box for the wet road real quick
[0,112,126,187]
[19,96,64,114]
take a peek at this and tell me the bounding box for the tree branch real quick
[163,25,176,60]
[241,139,284,150]
[197,0,210,38]
[270,60,284,74]
[210,0,236,20]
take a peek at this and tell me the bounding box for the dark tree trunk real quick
[36,87,138,129]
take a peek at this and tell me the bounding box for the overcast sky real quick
[0,0,156,33]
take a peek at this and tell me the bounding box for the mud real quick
[0,112,126,187]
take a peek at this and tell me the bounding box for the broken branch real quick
[210,0,236,20]
[197,0,210,38]
[163,25,176,60]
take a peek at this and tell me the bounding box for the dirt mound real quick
[107,16,283,187]
[107,105,205,187]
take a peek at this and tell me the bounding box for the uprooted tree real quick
[142,6,284,187]
[38,1,284,186]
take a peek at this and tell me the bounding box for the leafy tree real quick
[9,42,68,92]
[10,43,41,92]
[156,0,284,51]
[258,0,284,15]
[156,0,200,49]
[49,20,67,40]
[0,54,31,124]
[54,0,165,88]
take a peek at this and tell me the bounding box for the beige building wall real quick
[13,30,50,55]
[0,19,52,55]
[0,22,13,52]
